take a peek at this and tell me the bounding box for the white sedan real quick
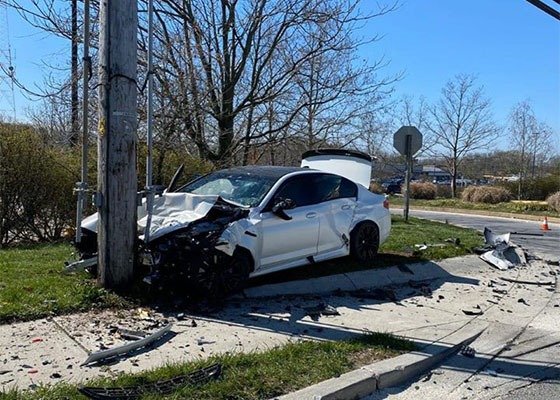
[78,160,390,297]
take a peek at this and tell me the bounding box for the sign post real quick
[393,126,423,222]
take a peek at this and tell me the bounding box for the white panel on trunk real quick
[301,149,372,188]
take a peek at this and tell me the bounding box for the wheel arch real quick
[233,245,255,273]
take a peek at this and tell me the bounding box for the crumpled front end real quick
[76,194,252,297]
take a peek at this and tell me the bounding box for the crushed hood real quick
[81,193,235,242]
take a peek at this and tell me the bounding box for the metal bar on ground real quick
[82,323,173,365]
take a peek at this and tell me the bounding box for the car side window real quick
[339,177,358,198]
[272,175,318,208]
[314,174,358,202]
[314,174,342,202]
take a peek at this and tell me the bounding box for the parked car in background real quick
[381,178,404,194]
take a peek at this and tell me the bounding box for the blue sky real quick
[361,0,559,149]
[2,0,559,150]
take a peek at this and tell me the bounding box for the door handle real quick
[341,205,352,210]
[306,212,317,218]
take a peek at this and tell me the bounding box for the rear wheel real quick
[351,221,379,264]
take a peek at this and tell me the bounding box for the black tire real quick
[351,221,379,264]
[198,250,252,299]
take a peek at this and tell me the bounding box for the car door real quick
[312,174,358,256]
[258,174,320,269]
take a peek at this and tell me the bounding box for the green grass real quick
[0,243,126,323]
[1,215,483,322]
[1,332,415,400]
[389,196,559,217]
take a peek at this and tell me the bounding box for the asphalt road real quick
[383,208,560,400]
[392,208,560,260]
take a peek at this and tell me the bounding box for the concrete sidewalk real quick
[1,254,558,398]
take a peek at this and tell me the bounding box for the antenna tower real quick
[0,2,16,120]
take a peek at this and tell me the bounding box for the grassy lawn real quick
[389,196,559,217]
[0,244,125,324]
[2,332,414,400]
[1,215,482,322]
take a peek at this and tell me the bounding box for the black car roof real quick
[216,165,305,179]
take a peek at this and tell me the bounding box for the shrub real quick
[434,184,452,199]
[0,124,78,246]
[0,124,216,247]
[369,182,384,194]
[461,186,512,204]
[409,182,437,200]
[498,175,560,201]
[547,191,560,213]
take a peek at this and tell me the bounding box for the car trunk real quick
[300,149,372,188]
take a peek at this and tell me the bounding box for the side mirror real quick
[272,198,295,220]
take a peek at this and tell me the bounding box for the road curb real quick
[273,329,485,400]
[395,206,560,224]
[243,256,477,299]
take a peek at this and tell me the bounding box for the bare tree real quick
[427,74,499,197]
[508,100,538,198]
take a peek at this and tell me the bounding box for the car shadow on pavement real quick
[164,259,480,343]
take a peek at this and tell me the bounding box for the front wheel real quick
[197,250,252,300]
[350,221,380,264]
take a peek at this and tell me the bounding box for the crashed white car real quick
[77,150,391,296]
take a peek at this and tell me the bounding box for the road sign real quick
[393,126,423,222]
[393,126,423,156]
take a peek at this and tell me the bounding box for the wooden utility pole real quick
[97,0,138,288]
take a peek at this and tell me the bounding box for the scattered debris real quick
[118,328,148,341]
[0,370,11,375]
[445,237,461,245]
[197,338,216,346]
[79,363,222,400]
[64,256,97,272]
[483,228,510,246]
[419,286,433,297]
[511,232,544,237]
[546,259,560,266]
[462,306,484,316]
[460,345,476,358]
[354,288,397,302]
[517,298,529,306]
[501,277,555,286]
[31,337,43,343]
[479,228,528,271]
[50,373,62,379]
[303,303,340,320]
[82,323,173,366]
[414,243,447,251]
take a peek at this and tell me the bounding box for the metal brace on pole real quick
[75,0,91,243]
[144,0,155,242]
